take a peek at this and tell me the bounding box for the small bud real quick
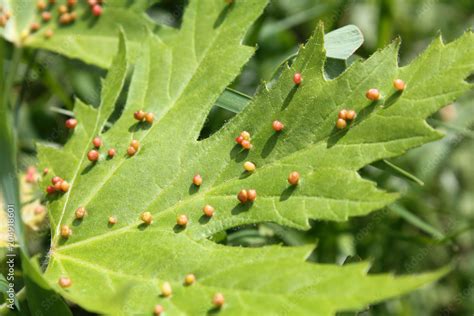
[58,276,72,288]
[237,189,248,203]
[140,212,153,225]
[130,140,140,151]
[203,205,214,217]
[65,118,77,129]
[144,112,154,124]
[365,88,381,101]
[288,171,300,185]
[177,214,188,226]
[60,181,70,192]
[75,207,86,219]
[243,161,256,172]
[193,174,202,186]
[127,146,136,156]
[153,305,164,316]
[88,150,99,162]
[338,109,348,120]
[336,118,347,129]
[107,148,116,158]
[108,216,117,225]
[46,185,56,194]
[346,110,356,120]
[184,274,196,285]
[293,73,302,85]
[393,79,406,91]
[212,293,225,308]
[272,120,284,132]
[241,140,252,150]
[161,281,172,297]
[91,4,103,16]
[134,110,145,121]
[92,136,102,148]
[60,225,72,238]
[247,189,257,202]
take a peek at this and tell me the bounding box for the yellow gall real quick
[108,216,117,225]
[37,0,47,10]
[203,205,214,217]
[58,4,68,14]
[184,273,196,285]
[58,276,72,288]
[60,181,70,192]
[140,212,153,225]
[161,281,172,297]
[346,110,357,120]
[144,112,154,124]
[338,109,348,120]
[336,118,347,129]
[130,139,140,150]
[60,225,72,238]
[288,171,300,185]
[75,207,86,219]
[243,161,256,172]
[240,131,250,141]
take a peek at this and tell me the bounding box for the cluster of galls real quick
[337,79,406,129]
[46,175,70,195]
[24,0,105,40]
[235,130,252,149]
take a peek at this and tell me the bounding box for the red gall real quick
[92,136,102,148]
[293,73,302,85]
[88,150,99,162]
[107,148,116,158]
[393,79,406,91]
[46,186,56,194]
[193,174,202,186]
[177,214,188,226]
[212,293,225,308]
[92,4,103,16]
[44,28,53,39]
[127,146,136,156]
[272,120,284,132]
[41,11,52,22]
[288,171,300,185]
[65,118,77,129]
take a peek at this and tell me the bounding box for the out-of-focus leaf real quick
[373,159,425,186]
[389,204,445,240]
[215,88,252,114]
[324,25,364,59]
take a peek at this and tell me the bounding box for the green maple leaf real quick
[35,0,473,315]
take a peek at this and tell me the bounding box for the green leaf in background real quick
[0,0,164,68]
[32,0,474,314]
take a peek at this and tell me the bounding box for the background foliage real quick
[0,0,473,315]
